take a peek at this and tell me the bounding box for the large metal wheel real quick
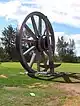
[16,11,61,80]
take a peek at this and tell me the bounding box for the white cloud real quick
[0,0,80,27]
[0,0,41,26]
[0,0,20,17]
[35,0,80,27]
[0,0,80,56]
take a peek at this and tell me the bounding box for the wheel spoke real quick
[38,17,42,35]
[45,50,54,73]
[29,52,36,67]
[22,38,35,43]
[46,51,54,73]
[46,30,54,73]
[41,52,48,70]
[35,51,41,71]
[24,24,36,39]
[44,50,54,73]
[49,61,54,73]
[23,46,35,56]
[31,16,39,37]
[37,60,40,71]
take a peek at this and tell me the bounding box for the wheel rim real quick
[16,11,56,79]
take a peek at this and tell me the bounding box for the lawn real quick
[0,62,80,106]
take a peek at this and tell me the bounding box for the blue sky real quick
[53,22,80,34]
[0,0,80,56]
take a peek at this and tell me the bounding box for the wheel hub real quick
[36,36,48,52]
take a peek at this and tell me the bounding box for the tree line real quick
[0,25,18,62]
[55,36,80,63]
[0,25,80,63]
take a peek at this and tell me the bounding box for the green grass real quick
[55,63,80,73]
[0,62,80,106]
[0,62,80,87]
[0,62,43,87]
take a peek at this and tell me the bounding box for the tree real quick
[0,46,10,62]
[0,47,5,61]
[56,36,68,62]
[56,36,76,62]
[1,25,18,61]
[65,39,76,62]
[67,39,75,56]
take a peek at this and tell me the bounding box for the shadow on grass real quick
[52,72,80,83]
[28,72,80,83]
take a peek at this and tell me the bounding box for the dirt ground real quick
[56,82,80,106]
[3,80,80,106]
[28,80,80,106]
